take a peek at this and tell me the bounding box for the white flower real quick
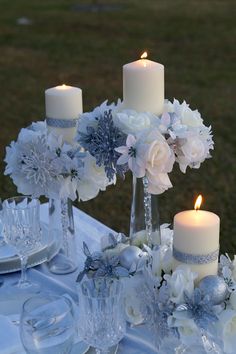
[168,99,203,128]
[5,131,62,198]
[142,129,175,175]
[146,171,173,194]
[131,224,173,248]
[161,246,173,274]
[144,244,173,278]
[137,128,175,194]
[131,230,147,247]
[177,136,206,173]
[164,265,198,304]
[77,153,114,201]
[59,155,84,200]
[218,309,236,354]
[116,134,146,178]
[113,109,156,135]
[122,274,144,325]
[160,224,173,247]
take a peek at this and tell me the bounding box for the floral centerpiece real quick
[4,121,115,202]
[4,98,213,203]
[76,99,213,195]
[80,227,236,354]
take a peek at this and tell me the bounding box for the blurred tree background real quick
[0,0,235,253]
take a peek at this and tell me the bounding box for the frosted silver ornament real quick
[199,275,228,305]
[119,246,142,270]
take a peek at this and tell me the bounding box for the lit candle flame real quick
[194,195,203,211]
[57,84,68,90]
[141,51,148,59]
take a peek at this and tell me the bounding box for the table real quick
[0,204,157,354]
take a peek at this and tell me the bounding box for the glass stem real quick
[18,255,28,287]
[142,176,152,247]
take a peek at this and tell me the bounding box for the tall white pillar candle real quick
[173,196,220,282]
[45,84,83,144]
[123,52,164,115]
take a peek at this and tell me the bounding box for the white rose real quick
[122,274,144,325]
[161,246,173,274]
[171,99,203,127]
[114,110,155,135]
[131,229,161,247]
[143,129,175,175]
[177,136,207,173]
[164,265,197,304]
[180,106,203,128]
[146,171,173,195]
[77,153,114,201]
[181,137,206,163]
[218,309,236,354]
[131,230,147,247]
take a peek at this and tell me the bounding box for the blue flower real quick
[175,288,218,330]
[76,241,130,282]
[94,256,130,278]
[77,110,128,181]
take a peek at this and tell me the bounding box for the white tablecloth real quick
[0,204,157,354]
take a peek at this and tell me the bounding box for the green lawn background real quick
[0,0,235,253]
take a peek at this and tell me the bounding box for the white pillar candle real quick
[123,52,164,115]
[45,84,83,144]
[173,196,220,282]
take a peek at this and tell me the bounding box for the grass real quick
[0,0,235,253]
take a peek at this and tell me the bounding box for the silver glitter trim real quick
[46,117,78,128]
[173,247,219,264]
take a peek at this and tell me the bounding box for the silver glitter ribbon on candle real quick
[173,247,219,264]
[46,117,78,128]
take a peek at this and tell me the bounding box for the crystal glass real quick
[3,196,41,291]
[20,294,76,354]
[78,278,126,354]
[47,198,78,275]
[130,176,160,247]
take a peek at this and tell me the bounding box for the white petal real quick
[126,134,136,147]
[117,154,129,165]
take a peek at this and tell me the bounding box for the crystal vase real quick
[47,198,78,274]
[130,176,160,247]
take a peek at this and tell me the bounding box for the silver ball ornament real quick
[199,275,228,305]
[119,246,142,270]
